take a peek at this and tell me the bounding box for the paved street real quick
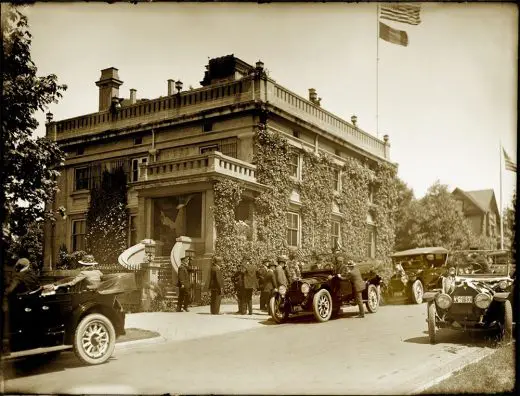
[3,303,497,395]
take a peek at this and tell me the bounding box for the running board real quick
[2,344,72,360]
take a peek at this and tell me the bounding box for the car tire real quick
[427,302,436,344]
[312,289,333,323]
[501,300,513,343]
[73,313,116,365]
[411,280,424,304]
[366,284,379,313]
[269,295,288,324]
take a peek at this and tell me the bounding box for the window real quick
[286,211,300,247]
[76,146,85,156]
[129,215,137,246]
[331,169,340,192]
[200,145,219,155]
[74,167,90,191]
[203,122,213,132]
[367,225,376,258]
[134,136,143,145]
[292,130,300,138]
[289,153,300,179]
[456,200,464,213]
[331,220,340,250]
[72,219,86,252]
[368,183,375,204]
[131,157,148,182]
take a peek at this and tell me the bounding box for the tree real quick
[395,182,474,251]
[85,167,128,265]
[1,6,67,266]
[393,177,415,251]
[503,191,516,256]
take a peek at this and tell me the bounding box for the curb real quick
[115,335,167,352]
[405,346,497,394]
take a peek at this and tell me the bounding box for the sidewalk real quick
[120,304,270,348]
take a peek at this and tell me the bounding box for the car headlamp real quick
[474,293,492,309]
[301,283,310,295]
[435,293,452,309]
[278,285,287,296]
[498,280,508,290]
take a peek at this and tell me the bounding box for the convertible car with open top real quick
[2,272,135,365]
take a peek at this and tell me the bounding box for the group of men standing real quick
[183,252,366,318]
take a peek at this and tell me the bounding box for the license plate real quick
[454,296,473,304]
[293,306,302,312]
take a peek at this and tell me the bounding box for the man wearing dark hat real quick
[177,256,191,312]
[273,255,289,289]
[232,264,245,314]
[208,256,224,315]
[341,260,365,318]
[5,258,40,296]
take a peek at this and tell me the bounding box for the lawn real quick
[423,342,516,394]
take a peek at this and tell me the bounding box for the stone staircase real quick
[154,256,178,308]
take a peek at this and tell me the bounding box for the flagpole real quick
[500,141,504,250]
[376,3,380,138]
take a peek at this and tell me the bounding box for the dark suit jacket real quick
[208,264,223,292]
[242,264,258,289]
[177,264,191,288]
[273,265,288,288]
[262,269,275,292]
[347,267,365,292]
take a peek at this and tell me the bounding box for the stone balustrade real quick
[139,151,257,183]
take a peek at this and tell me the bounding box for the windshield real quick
[392,253,447,270]
[447,250,513,276]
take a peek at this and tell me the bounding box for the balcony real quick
[137,151,259,187]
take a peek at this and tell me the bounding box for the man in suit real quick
[273,255,289,289]
[241,261,258,315]
[232,265,245,314]
[176,256,191,312]
[341,260,366,318]
[256,259,270,311]
[208,256,224,315]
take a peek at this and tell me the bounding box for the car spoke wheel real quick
[366,284,379,313]
[312,289,332,322]
[411,280,424,304]
[74,313,116,365]
[269,295,288,324]
[427,302,437,344]
[501,300,513,343]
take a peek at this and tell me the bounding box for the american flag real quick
[380,3,422,26]
[379,22,408,47]
[503,148,517,172]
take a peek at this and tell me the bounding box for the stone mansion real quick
[43,55,395,277]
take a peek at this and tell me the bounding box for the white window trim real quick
[131,157,148,182]
[289,153,302,181]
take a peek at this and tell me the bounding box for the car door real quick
[8,293,43,352]
[38,290,74,347]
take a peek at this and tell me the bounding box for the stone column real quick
[203,189,215,255]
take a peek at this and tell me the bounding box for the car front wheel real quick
[411,280,424,304]
[427,302,436,344]
[312,289,332,322]
[73,313,116,365]
[366,284,379,313]
[269,295,288,324]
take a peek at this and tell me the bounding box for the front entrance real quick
[152,193,202,254]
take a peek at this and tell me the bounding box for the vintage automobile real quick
[388,247,449,304]
[269,267,382,323]
[2,272,134,365]
[423,250,515,344]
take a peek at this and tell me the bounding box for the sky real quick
[22,2,517,207]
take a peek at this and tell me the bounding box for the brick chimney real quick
[95,67,123,111]
[130,89,137,104]
[168,79,175,96]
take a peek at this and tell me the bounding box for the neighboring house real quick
[43,55,394,275]
[452,188,500,246]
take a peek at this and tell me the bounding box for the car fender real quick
[493,292,510,302]
[423,291,439,302]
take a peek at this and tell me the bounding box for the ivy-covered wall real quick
[213,124,400,296]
